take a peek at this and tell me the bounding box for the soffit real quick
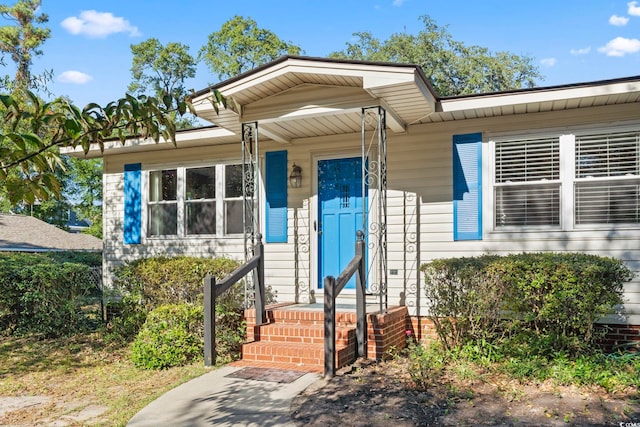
[423,78,640,124]
[191,57,437,143]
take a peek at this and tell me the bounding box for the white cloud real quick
[58,70,93,84]
[540,57,557,67]
[392,0,405,6]
[598,36,640,56]
[609,15,630,26]
[61,10,140,38]
[570,46,591,55]
[628,1,640,16]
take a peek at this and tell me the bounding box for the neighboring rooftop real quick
[0,214,102,252]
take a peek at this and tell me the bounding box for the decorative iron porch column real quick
[362,106,388,313]
[242,122,259,308]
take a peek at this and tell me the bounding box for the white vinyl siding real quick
[101,146,247,295]
[100,103,640,326]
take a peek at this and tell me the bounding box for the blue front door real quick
[318,157,364,289]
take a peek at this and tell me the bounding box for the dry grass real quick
[0,334,210,426]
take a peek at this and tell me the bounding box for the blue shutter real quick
[265,151,288,243]
[453,133,482,240]
[124,163,142,244]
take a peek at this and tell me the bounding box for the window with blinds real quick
[494,137,561,227]
[575,131,640,225]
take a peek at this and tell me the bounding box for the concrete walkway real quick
[127,366,321,427]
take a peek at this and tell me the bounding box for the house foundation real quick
[242,304,640,373]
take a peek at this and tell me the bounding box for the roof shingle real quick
[0,214,101,252]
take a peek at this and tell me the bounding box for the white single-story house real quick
[66,56,640,360]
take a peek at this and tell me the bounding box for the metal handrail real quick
[324,230,367,378]
[203,233,265,367]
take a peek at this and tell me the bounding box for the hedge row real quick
[0,252,99,337]
[421,253,634,354]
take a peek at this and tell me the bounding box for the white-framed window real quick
[148,169,178,236]
[575,131,640,225]
[490,126,640,232]
[223,164,244,235]
[494,136,561,227]
[147,163,243,237]
[185,167,216,235]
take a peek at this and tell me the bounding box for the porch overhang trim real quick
[242,102,406,136]
[260,127,291,144]
[379,100,407,133]
[60,126,236,158]
[439,79,640,113]
[191,57,436,135]
[207,59,429,97]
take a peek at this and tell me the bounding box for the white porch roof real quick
[191,56,437,144]
[192,56,640,143]
[64,56,640,157]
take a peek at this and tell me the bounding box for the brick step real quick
[241,341,356,371]
[246,305,360,327]
[252,322,355,346]
[243,304,410,372]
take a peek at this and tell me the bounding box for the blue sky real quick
[4,0,639,107]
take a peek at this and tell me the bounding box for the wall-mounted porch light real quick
[289,163,302,188]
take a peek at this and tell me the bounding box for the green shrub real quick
[421,253,633,355]
[42,251,102,267]
[111,256,252,362]
[131,304,204,369]
[489,253,633,352]
[103,292,148,343]
[213,283,247,361]
[421,255,502,350]
[113,256,240,310]
[0,252,99,337]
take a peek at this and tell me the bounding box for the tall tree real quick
[129,38,198,129]
[66,156,103,237]
[129,38,196,102]
[0,0,50,95]
[200,15,302,80]
[0,2,205,232]
[0,0,55,215]
[330,15,542,96]
[0,90,192,205]
[13,152,76,228]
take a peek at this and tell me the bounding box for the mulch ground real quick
[290,358,640,426]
